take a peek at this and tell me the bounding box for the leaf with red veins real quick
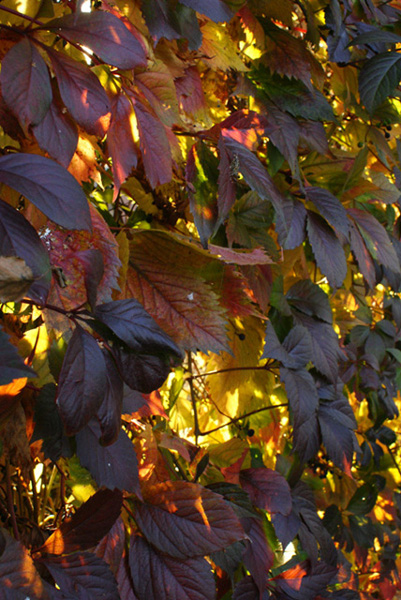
[44,203,121,314]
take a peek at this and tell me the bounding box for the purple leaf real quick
[299,121,329,154]
[273,560,337,600]
[76,419,141,496]
[242,517,274,594]
[133,481,246,558]
[31,383,70,462]
[293,418,321,463]
[280,368,319,426]
[75,249,104,310]
[239,468,292,515]
[107,93,138,200]
[112,345,175,394]
[349,218,376,289]
[262,321,312,369]
[141,0,182,41]
[233,575,271,600]
[129,534,215,600]
[264,102,300,176]
[0,37,52,131]
[318,403,356,474]
[0,328,35,385]
[0,198,51,304]
[217,136,237,224]
[0,153,91,230]
[38,488,123,556]
[95,299,182,357]
[271,511,301,550]
[306,187,349,239]
[48,11,147,69]
[57,325,107,435]
[96,350,124,446]
[0,528,49,599]
[33,96,78,168]
[48,48,110,137]
[286,279,333,324]
[41,551,119,600]
[307,211,347,288]
[179,0,234,22]
[284,199,307,250]
[133,95,172,188]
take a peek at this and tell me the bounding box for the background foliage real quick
[1,0,401,598]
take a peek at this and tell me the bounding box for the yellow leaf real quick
[201,22,249,72]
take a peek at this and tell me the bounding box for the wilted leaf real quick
[48,11,147,69]
[0,37,52,131]
[129,534,215,600]
[48,48,111,137]
[0,256,34,303]
[133,480,246,559]
[0,153,91,231]
[0,199,51,303]
[76,419,141,496]
[57,325,107,435]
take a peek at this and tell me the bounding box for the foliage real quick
[2,0,401,598]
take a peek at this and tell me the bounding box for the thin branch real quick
[5,460,19,540]
[187,352,200,443]
[197,402,288,436]
[187,364,275,380]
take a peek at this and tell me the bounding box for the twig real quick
[5,460,19,540]
[187,352,200,443]
[197,402,288,436]
[187,364,275,380]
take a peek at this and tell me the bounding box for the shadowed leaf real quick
[240,468,292,515]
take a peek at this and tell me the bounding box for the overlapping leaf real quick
[33,96,78,168]
[239,468,292,515]
[306,211,347,288]
[0,153,91,230]
[107,93,138,200]
[47,11,147,69]
[129,534,215,600]
[242,517,274,594]
[133,481,245,559]
[0,37,52,131]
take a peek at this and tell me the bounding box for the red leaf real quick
[271,560,337,600]
[48,48,111,137]
[242,518,274,595]
[0,38,52,130]
[132,95,172,188]
[37,488,123,556]
[95,516,125,572]
[127,230,229,353]
[175,67,208,119]
[76,419,142,496]
[217,136,237,223]
[0,528,49,598]
[0,328,35,385]
[133,480,246,559]
[0,153,91,230]
[239,468,292,515]
[0,198,51,304]
[57,325,107,435]
[48,11,147,69]
[75,248,104,310]
[41,551,119,599]
[107,93,138,200]
[129,534,215,600]
[33,96,78,168]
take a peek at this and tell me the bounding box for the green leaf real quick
[359,51,401,115]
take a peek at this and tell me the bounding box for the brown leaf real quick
[0,255,34,302]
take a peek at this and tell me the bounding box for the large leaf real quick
[41,551,119,600]
[133,481,245,559]
[0,198,51,303]
[306,211,347,288]
[0,37,52,131]
[126,230,229,353]
[129,534,215,600]
[48,48,111,137]
[76,419,141,496]
[48,11,147,69]
[305,187,349,238]
[107,93,138,200]
[111,344,175,394]
[57,325,107,435]
[179,0,234,22]
[286,279,332,323]
[359,51,401,114]
[38,488,123,556]
[0,528,48,599]
[0,153,90,230]
[262,321,312,369]
[96,350,124,446]
[242,517,274,594]
[33,96,78,168]
[240,468,291,515]
[132,95,172,188]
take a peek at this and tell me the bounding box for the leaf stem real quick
[197,402,288,436]
[187,364,275,380]
[5,460,19,540]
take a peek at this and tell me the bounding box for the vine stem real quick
[5,460,19,540]
[197,402,288,436]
